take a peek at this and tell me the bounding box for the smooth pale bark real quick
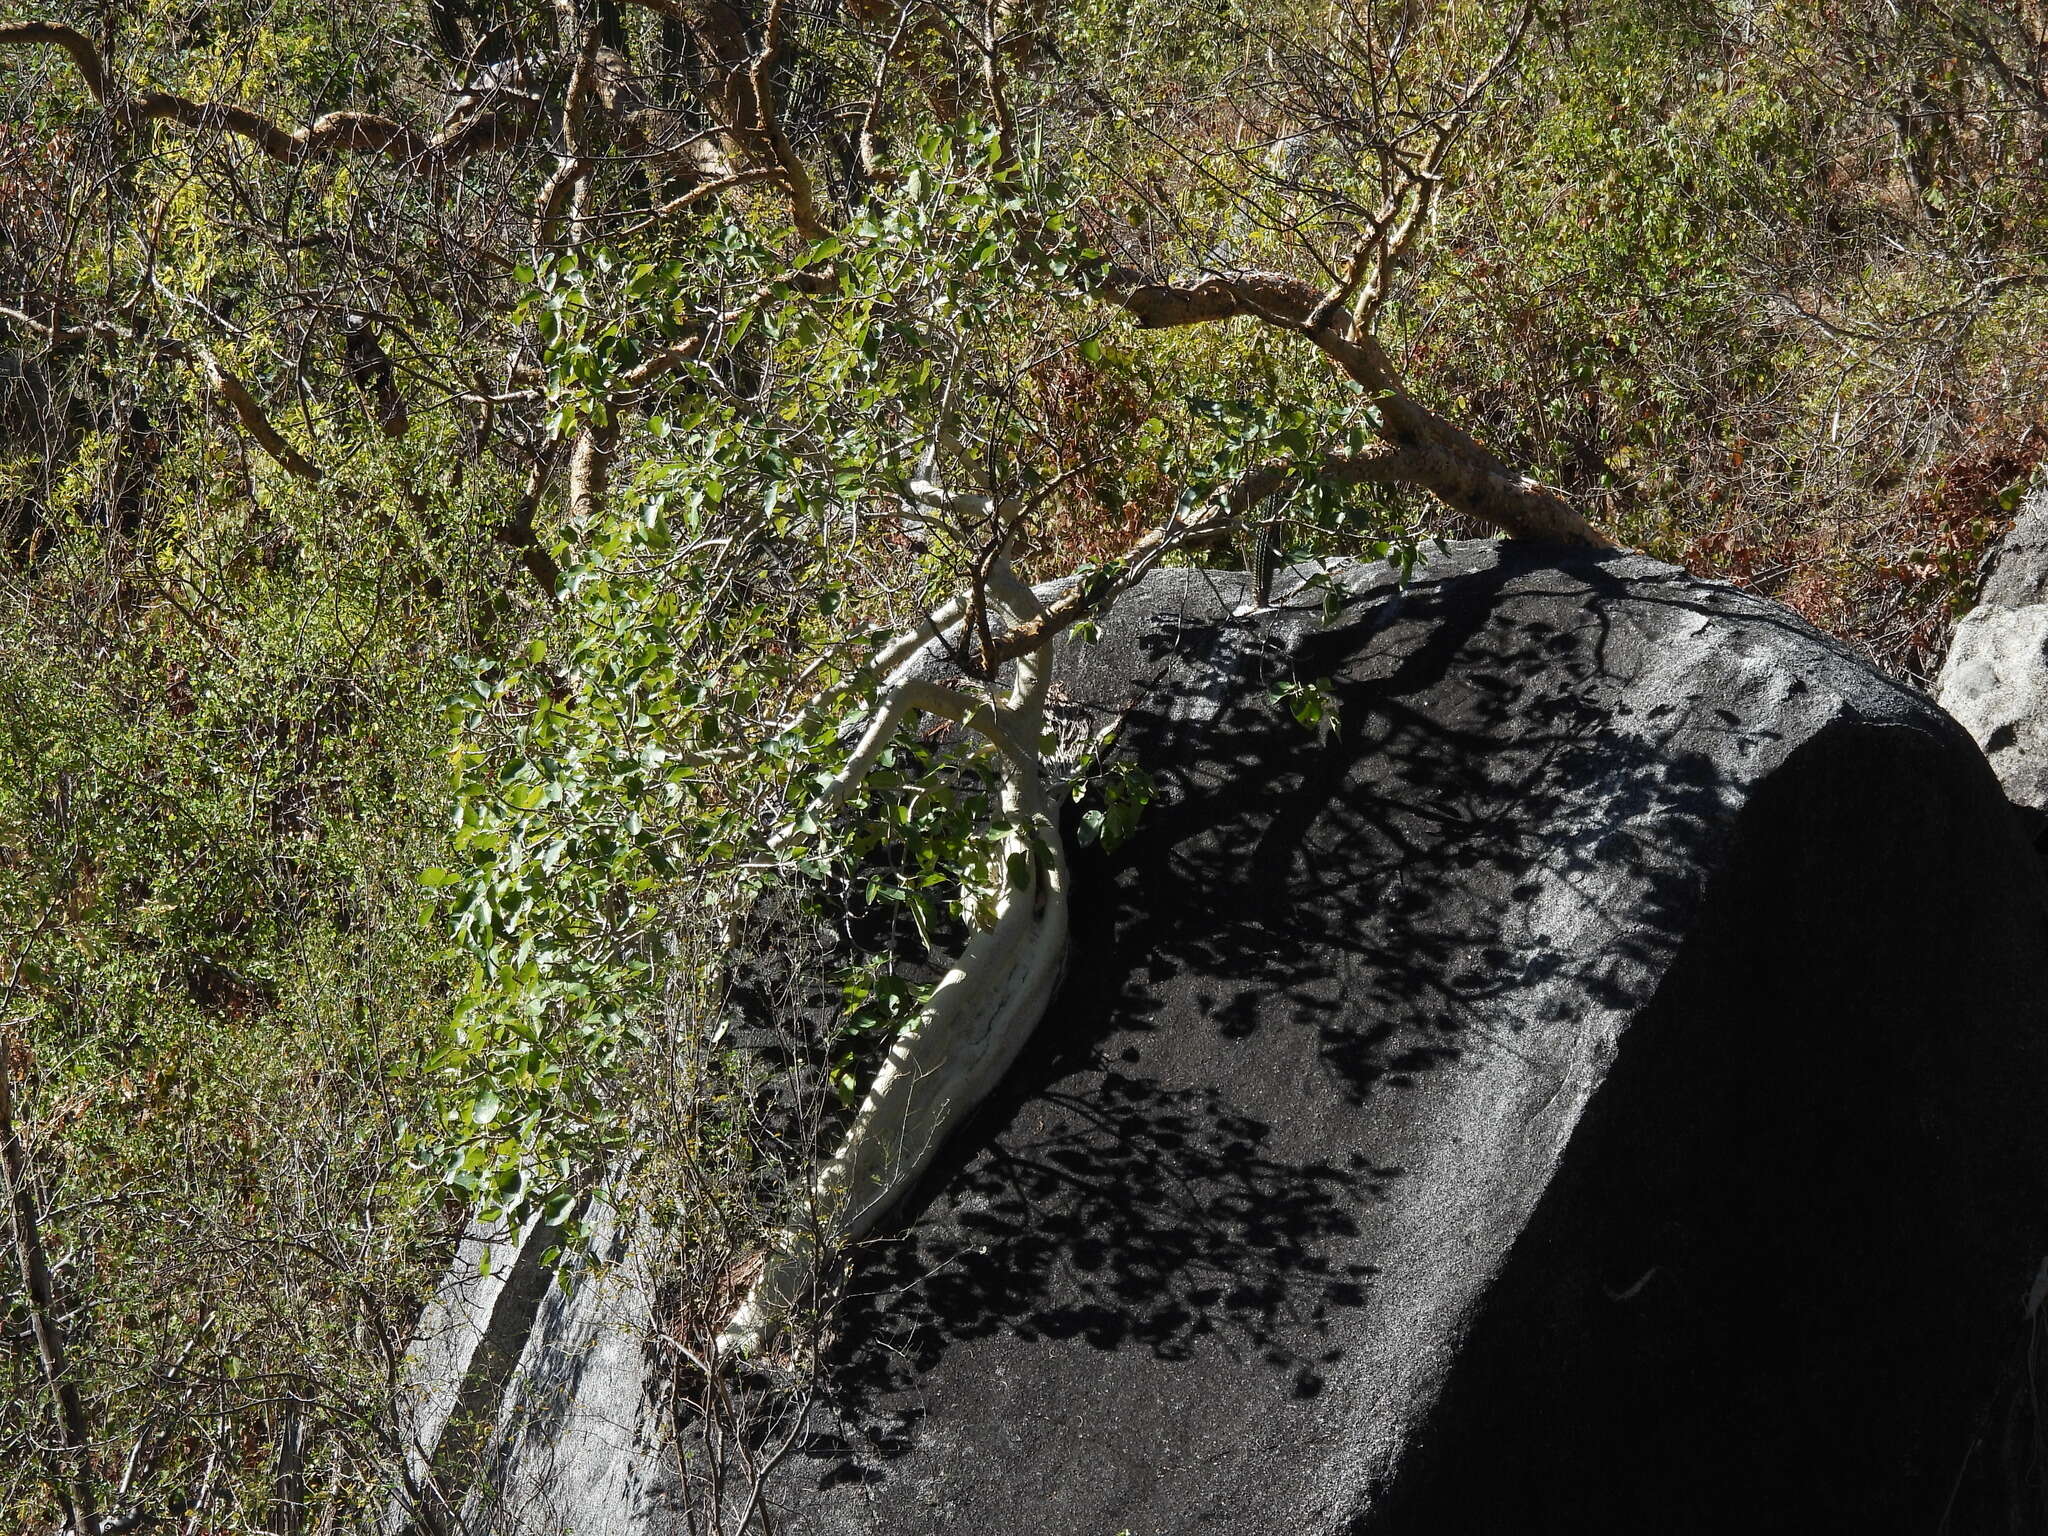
[721,587,1067,1357]
[719,802,1067,1355]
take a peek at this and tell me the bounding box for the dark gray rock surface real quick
[397,541,2048,1533]
[775,542,2048,1534]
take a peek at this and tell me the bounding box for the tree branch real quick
[1,1030,99,1535]
[749,0,825,240]
[2,22,539,171]
[612,167,784,239]
[0,303,328,482]
[976,447,1421,670]
[620,333,707,388]
[1098,266,1610,547]
[184,348,325,482]
[1,20,109,99]
[495,454,563,598]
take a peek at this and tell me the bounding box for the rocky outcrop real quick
[385,1201,684,1536]
[1938,481,2048,823]
[394,541,2048,1534]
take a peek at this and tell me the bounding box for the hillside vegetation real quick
[2,0,2045,1527]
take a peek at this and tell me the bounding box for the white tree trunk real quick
[719,585,1071,1358]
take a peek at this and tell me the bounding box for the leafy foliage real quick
[3,0,2047,1526]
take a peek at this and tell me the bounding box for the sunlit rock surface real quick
[1940,483,2048,828]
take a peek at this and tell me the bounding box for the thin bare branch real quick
[188,348,326,482]
[2,1027,99,1535]
[613,168,785,239]
[977,446,1423,670]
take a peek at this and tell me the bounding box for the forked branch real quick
[721,586,1067,1358]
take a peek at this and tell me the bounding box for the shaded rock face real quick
[399,542,2048,1534]
[788,544,2048,1533]
[1939,482,2048,825]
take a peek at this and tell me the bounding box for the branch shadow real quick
[794,546,1779,1488]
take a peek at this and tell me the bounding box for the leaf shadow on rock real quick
[790,549,1779,1493]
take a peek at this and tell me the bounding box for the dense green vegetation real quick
[2,0,2045,1527]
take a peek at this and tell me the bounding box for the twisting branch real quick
[0,302,122,346]
[1056,3,1600,551]
[1313,111,1462,335]
[2,20,108,99]
[533,159,593,247]
[496,453,563,597]
[620,333,707,388]
[1355,4,1532,329]
[538,3,605,248]
[606,0,826,237]
[1098,266,1609,548]
[720,772,1067,1361]
[186,347,325,482]
[1306,210,1398,336]
[612,167,785,239]
[977,0,1020,173]
[1,21,539,170]
[858,2,921,180]
[749,0,826,240]
[719,447,1078,1357]
[721,418,1459,1354]
[2,300,327,482]
[813,676,1033,824]
[977,447,1419,670]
